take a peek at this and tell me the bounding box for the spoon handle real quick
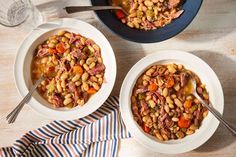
[194,93,236,135]
[64,6,123,14]
[6,76,45,124]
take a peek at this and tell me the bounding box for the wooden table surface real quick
[0,0,236,156]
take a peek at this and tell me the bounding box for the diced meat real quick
[135,86,148,94]
[69,33,77,44]
[85,39,95,46]
[68,82,79,103]
[82,92,89,103]
[88,64,105,75]
[168,0,181,9]
[71,49,87,60]
[52,93,63,107]
[132,104,142,123]
[154,91,164,105]
[180,72,190,87]
[36,48,48,57]
[160,113,168,122]
[165,116,174,128]
[140,100,149,113]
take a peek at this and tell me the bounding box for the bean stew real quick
[112,0,184,30]
[131,64,209,141]
[31,30,105,108]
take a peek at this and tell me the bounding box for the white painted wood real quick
[0,0,235,156]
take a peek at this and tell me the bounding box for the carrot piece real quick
[72,65,83,75]
[178,116,191,128]
[142,124,151,133]
[56,42,66,53]
[48,48,56,54]
[87,88,97,94]
[115,10,125,19]
[166,76,175,88]
[148,83,158,92]
[184,100,192,109]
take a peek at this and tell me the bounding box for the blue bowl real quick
[90,0,203,43]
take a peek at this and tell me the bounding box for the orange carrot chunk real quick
[56,42,66,53]
[184,100,192,109]
[178,116,191,128]
[148,83,158,92]
[142,124,151,133]
[166,76,175,88]
[72,65,84,75]
[87,88,97,95]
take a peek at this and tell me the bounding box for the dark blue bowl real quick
[90,0,203,43]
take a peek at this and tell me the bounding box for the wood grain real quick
[0,0,235,156]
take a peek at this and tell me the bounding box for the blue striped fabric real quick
[0,96,131,157]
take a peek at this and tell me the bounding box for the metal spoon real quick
[6,76,46,123]
[64,6,129,16]
[187,76,236,135]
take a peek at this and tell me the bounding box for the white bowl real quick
[120,50,224,154]
[14,18,116,120]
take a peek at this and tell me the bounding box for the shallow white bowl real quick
[120,50,224,154]
[14,18,116,120]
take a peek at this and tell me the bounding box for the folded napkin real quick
[0,96,131,157]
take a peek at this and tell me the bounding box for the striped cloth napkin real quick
[0,96,131,157]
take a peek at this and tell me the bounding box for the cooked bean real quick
[82,82,89,91]
[92,82,100,90]
[80,59,85,66]
[162,88,168,97]
[97,57,103,63]
[62,37,69,43]
[164,105,170,113]
[89,62,96,69]
[176,131,185,139]
[82,72,89,81]
[172,117,179,122]
[75,81,82,86]
[146,68,155,76]
[186,129,194,135]
[83,64,89,71]
[63,98,73,105]
[155,133,164,141]
[64,33,72,39]
[174,98,182,107]
[60,73,68,80]
[56,82,62,92]
[57,30,65,36]
[72,74,81,82]
[77,99,85,106]
[86,57,95,65]
[65,93,72,99]
[166,96,173,104]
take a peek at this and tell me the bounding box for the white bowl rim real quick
[14,18,117,120]
[119,50,224,154]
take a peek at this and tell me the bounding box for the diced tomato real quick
[87,88,97,95]
[48,48,56,54]
[115,10,125,19]
[178,116,191,128]
[184,100,192,109]
[166,76,175,88]
[142,124,151,133]
[72,65,83,75]
[148,83,158,92]
[56,42,66,53]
